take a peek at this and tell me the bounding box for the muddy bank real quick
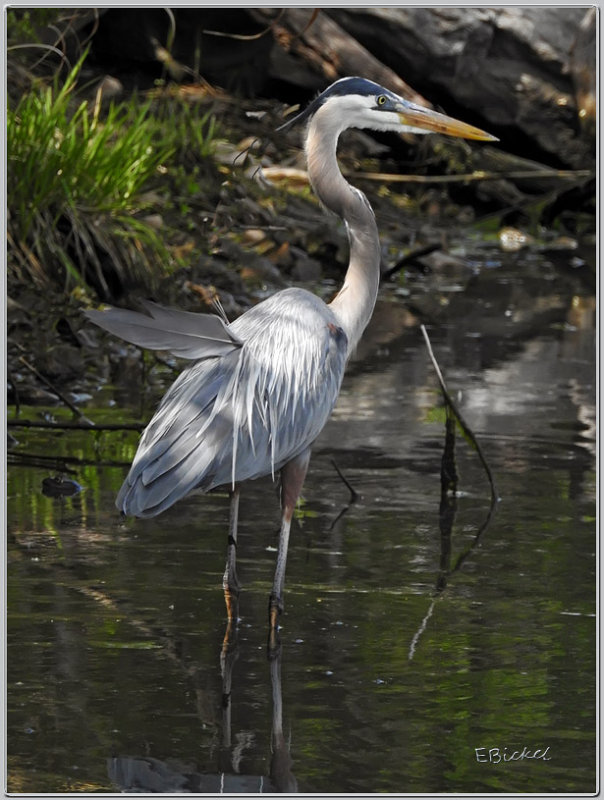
[7,19,596,416]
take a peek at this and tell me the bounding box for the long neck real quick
[305,110,381,355]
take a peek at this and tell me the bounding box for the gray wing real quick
[115,288,348,518]
[84,300,243,360]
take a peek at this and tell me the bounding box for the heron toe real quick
[268,592,284,629]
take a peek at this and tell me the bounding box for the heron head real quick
[279,76,497,142]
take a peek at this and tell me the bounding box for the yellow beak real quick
[397,104,498,141]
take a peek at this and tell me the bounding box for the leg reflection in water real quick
[108,620,297,793]
[220,620,298,793]
[268,642,297,792]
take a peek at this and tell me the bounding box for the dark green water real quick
[6,246,596,793]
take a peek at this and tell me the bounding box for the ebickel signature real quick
[475,746,552,763]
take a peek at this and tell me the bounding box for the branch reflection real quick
[409,401,498,661]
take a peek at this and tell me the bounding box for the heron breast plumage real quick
[116,287,348,518]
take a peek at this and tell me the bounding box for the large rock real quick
[328,7,595,169]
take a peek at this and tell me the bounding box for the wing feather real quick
[84,300,243,360]
[112,288,348,518]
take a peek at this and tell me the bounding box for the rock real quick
[570,8,596,139]
[328,7,594,169]
[251,8,428,105]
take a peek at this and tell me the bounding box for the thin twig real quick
[420,325,498,502]
[407,326,500,661]
[17,356,95,425]
[449,491,498,577]
[7,451,133,470]
[331,458,358,504]
[356,168,594,185]
[7,42,71,73]
[408,597,438,661]
[7,419,145,431]
[202,9,284,41]
[382,243,441,280]
[325,459,359,532]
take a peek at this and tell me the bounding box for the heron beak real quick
[396,102,498,141]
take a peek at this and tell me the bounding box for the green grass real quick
[7,55,219,296]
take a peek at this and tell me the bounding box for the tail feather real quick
[117,412,233,517]
[116,449,218,518]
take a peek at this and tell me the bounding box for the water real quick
[6,244,596,794]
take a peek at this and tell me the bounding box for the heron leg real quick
[268,448,311,632]
[223,487,241,623]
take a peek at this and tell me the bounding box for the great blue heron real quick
[85,77,495,630]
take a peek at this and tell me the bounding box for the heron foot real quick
[268,592,284,629]
[223,582,241,623]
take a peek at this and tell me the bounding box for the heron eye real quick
[376,95,388,107]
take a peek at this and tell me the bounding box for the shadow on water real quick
[6,241,596,793]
